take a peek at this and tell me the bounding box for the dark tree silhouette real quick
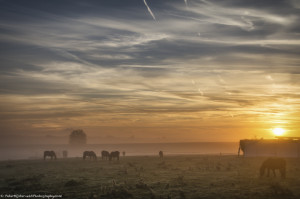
[69,129,87,145]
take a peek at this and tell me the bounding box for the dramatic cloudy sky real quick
[0,0,299,143]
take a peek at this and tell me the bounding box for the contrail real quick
[143,0,156,21]
[184,0,188,7]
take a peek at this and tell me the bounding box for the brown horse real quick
[44,151,57,160]
[83,151,97,160]
[62,150,68,158]
[109,151,120,161]
[101,150,110,160]
[260,157,286,178]
[159,151,163,158]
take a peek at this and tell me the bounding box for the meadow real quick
[0,155,299,199]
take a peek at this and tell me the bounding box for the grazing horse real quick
[44,151,57,160]
[109,151,120,161]
[101,150,110,160]
[260,157,286,178]
[159,151,164,158]
[83,151,97,160]
[62,150,68,158]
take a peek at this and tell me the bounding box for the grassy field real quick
[0,155,299,199]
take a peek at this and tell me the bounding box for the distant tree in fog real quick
[69,129,87,145]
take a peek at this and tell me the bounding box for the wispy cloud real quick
[0,0,299,141]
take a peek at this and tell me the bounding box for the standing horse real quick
[62,150,68,158]
[109,151,120,161]
[44,151,57,160]
[83,151,97,160]
[101,150,110,160]
[159,151,164,158]
[260,157,286,178]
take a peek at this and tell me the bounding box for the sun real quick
[272,128,285,136]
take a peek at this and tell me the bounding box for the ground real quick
[0,155,299,199]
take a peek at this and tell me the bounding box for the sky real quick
[0,0,300,144]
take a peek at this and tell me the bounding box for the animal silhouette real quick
[44,151,57,160]
[260,157,286,178]
[83,151,97,160]
[62,150,68,158]
[101,150,110,160]
[109,151,120,161]
[159,151,164,158]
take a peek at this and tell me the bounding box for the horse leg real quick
[267,169,270,177]
[273,169,276,177]
[280,169,286,179]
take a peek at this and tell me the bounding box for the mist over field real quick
[0,142,238,161]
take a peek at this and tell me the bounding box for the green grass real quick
[0,155,300,199]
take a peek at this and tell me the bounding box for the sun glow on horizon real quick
[272,128,285,136]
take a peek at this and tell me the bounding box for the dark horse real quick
[62,150,68,158]
[44,151,57,160]
[83,151,97,160]
[260,157,286,178]
[101,150,110,160]
[109,151,120,161]
[159,151,163,158]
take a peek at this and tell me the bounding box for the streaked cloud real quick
[0,0,299,142]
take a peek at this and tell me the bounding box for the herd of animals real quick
[44,150,286,178]
[43,150,164,161]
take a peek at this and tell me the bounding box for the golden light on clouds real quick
[0,0,300,144]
